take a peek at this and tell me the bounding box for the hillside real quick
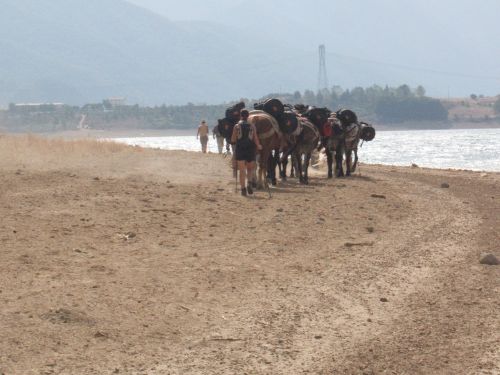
[1,0,499,106]
[0,0,304,106]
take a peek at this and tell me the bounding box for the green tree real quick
[415,85,426,97]
[396,84,412,98]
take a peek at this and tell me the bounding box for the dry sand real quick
[0,134,499,375]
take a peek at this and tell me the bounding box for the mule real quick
[247,111,281,189]
[281,119,319,184]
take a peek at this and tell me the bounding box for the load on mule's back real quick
[254,98,300,135]
[323,108,377,177]
[217,101,246,148]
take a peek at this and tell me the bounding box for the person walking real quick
[197,120,209,153]
[231,109,262,196]
[212,124,224,154]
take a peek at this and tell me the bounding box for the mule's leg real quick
[267,152,276,186]
[256,164,263,189]
[277,150,285,180]
[296,153,305,184]
[336,149,344,177]
[290,156,296,178]
[326,149,333,178]
[272,150,279,185]
[255,154,264,190]
[304,152,311,184]
[351,149,359,173]
[345,149,352,177]
[280,153,288,180]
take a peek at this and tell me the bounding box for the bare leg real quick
[238,161,247,189]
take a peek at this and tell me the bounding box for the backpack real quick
[237,121,254,143]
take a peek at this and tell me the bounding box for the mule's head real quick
[225,101,245,123]
[327,115,344,136]
[217,118,235,140]
[336,109,358,126]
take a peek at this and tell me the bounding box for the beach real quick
[0,135,499,374]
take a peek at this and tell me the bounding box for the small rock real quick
[94,331,108,339]
[366,227,374,233]
[276,208,284,213]
[411,163,419,168]
[314,335,323,339]
[441,182,450,188]
[371,194,386,199]
[367,318,372,322]
[93,177,100,181]
[480,253,499,266]
[380,297,389,303]
[193,253,199,257]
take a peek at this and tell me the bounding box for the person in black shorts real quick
[231,109,262,196]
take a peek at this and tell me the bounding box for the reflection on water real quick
[113,128,500,172]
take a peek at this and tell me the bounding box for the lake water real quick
[113,128,500,172]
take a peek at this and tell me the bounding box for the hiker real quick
[231,109,262,196]
[213,124,224,154]
[197,120,209,153]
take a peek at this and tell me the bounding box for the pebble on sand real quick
[441,182,450,188]
[480,253,499,266]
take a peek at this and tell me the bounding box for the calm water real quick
[113,128,500,172]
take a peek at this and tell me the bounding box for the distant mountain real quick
[0,0,310,105]
[1,0,499,106]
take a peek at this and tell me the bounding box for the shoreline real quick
[2,121,500,140]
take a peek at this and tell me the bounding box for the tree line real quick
[1,84,482,132]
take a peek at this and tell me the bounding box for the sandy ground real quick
[0,135,499,375]
[40,129,198,139]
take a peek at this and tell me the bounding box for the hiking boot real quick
[247,184,253,195]
[241,187,247,196]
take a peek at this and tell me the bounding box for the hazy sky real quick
[127,0,500,23]
[125,0,500,97]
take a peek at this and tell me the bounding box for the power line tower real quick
[318,44,329,92]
